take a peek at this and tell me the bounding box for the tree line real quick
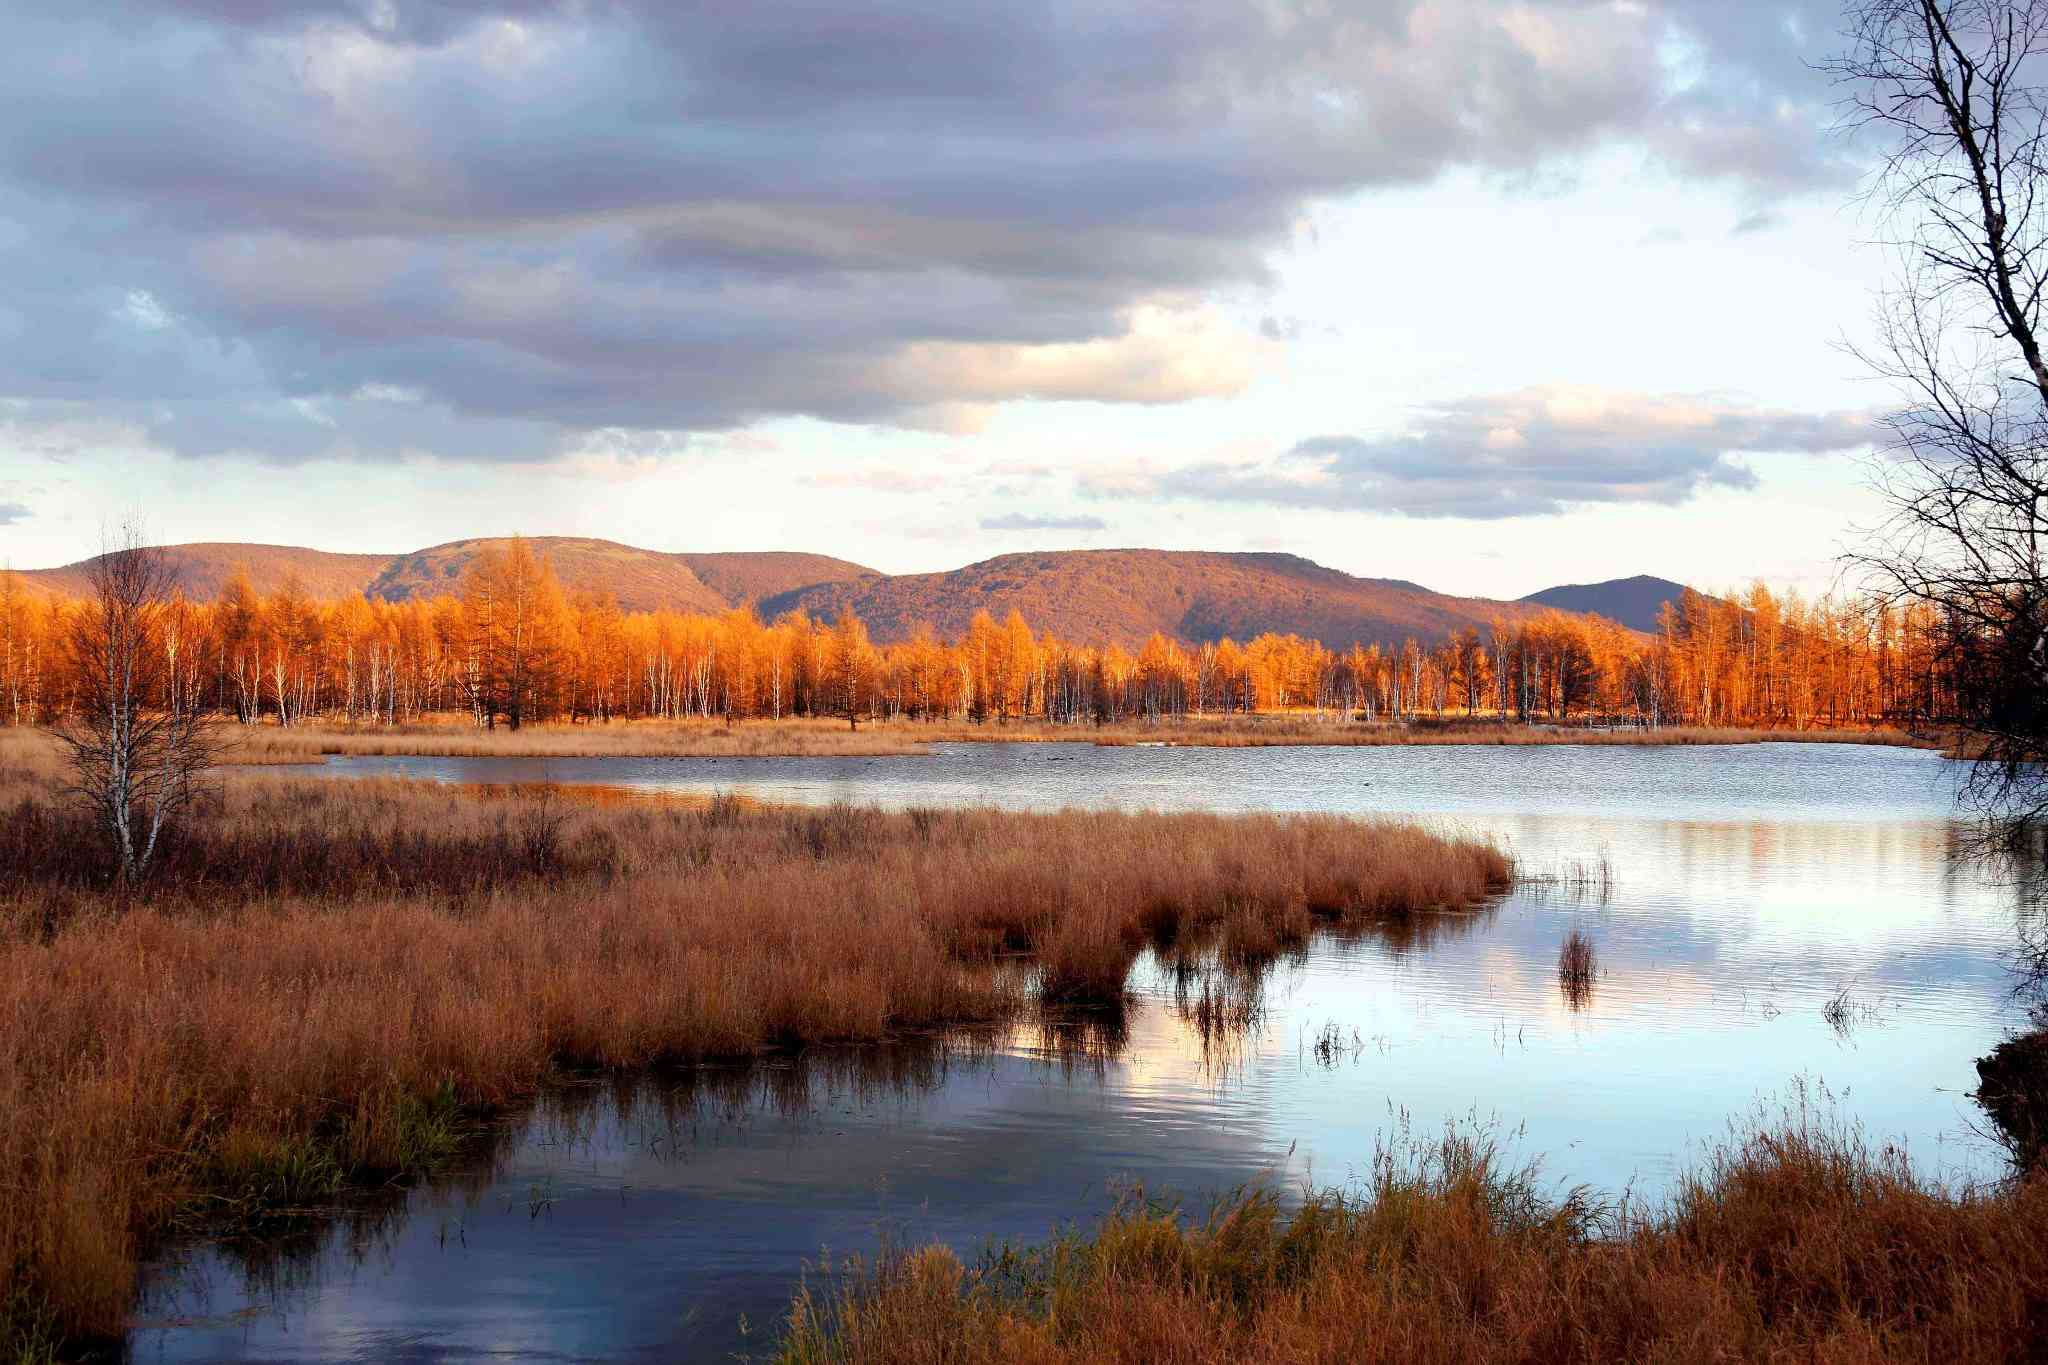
[0,537,1956,732]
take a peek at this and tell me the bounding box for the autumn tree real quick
[461,536,570,730]
[50,525,216,882]
[825,609,874,728]
[0,569,31,726]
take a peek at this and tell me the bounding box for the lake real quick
[134,742,2038,1363]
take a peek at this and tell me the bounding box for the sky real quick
[0,0,1905,599]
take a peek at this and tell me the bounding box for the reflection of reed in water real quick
[1030,1008,1133,1078]
[139,1106,521,1328]
[1557,927,1597,1011]
[141,1040,983,1329]
[1163,954,1267,1077]
[1520,851,1615,907]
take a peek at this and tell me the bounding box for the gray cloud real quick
[0,2,1854,462]
[0,501,27,525]
[981,512,1108,532]
[1091,388,1876,520]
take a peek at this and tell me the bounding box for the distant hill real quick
[20,538,879,616]
[676,553,880,607]
[1516,575,1698,634]
[762,549,1563,651]
[369,538,732,615]
[19,539,1671,650]
[17,543,392,602]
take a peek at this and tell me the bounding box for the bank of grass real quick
[0,770,1508,1354]
[171,714,1948,764]
[217,714,934,762]
[780,1116,2048,1365]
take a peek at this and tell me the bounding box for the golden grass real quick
[217,715,934,762]
[0,771,1508,1353]
[779,1113,2048,1365]
[172,714,1949,763]
[1068,716,1946,749]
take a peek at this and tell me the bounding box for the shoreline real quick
[174,716,1952,765]
[0,773,1509,1356]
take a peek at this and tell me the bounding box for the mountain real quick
[19,539,1667,650]
[1516,575,1697,634]
[369,538,731,614]
[16,543,392,602]
[676,553,882,607]
[761,550,1562,651]
[20,538,879,616]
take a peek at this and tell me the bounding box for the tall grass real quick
[779,1112,2048,1364]
[217,715,934,761]
[0,771,1508,1353]
[39,713,1944,765]
[1557,928,1597,1010]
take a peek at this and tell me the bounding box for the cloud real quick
[0,2,1853,463]
[980,512,1108,532]
[1086,386,1876,520]
[0,500,26,525]
[805,469,946,495]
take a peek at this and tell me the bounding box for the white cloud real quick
[1085,386,1877,519]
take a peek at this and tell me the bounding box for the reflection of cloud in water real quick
[134,743,2040,1364]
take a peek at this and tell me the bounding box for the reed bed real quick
[1074,717,1943,750]
[0,772,1507,1353]
[779,1114,2048,1365]
[218,715,933,762]
[120,714,1949,765]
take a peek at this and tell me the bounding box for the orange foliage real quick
[0,545,1952,733]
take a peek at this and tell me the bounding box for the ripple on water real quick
[136,743,2032,1363]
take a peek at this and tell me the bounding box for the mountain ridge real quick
[1517,574,1699,634]
[16,540,1682,650]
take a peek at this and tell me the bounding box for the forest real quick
[0,537,1953,734]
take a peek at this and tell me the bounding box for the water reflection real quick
[135,744,2039,1364]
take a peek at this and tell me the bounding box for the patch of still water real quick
[133,744,2037,1362]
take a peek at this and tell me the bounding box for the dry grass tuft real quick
[1557,928,1597,1010]
[779,1114,2048,1365]
[0,769,1507,1353]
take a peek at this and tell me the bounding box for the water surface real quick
[135,743,2034,1363]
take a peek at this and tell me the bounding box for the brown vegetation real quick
[1976,1030,2048,1174]
[780,1116,2048,1365]
[0,768,1507,1352]
[221,716,936,761]
[72,717,1946,768]
[1557,928,1597,1010]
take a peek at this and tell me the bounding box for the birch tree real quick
[1834,0,2048,827]
[51,525,216,882]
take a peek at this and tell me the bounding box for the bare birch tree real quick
[1834,0,2048,828]
[51,524,216,882]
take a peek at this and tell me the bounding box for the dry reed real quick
[1557,928,1597,1010]
[0,769,1508,1353]
[218,715,933,762]
[110,714,1951,765]
[779,1112,2048,1364]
